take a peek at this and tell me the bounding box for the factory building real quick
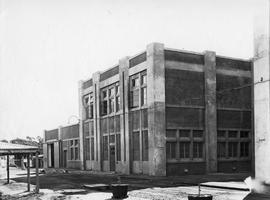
[43,43,253,176]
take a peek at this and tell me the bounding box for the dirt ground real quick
[0,167,253,200]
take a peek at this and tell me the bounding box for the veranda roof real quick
[0,142,38,155]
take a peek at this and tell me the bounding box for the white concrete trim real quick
[129,61,147,76]
[99,74,119,88]
[165,60,204,72]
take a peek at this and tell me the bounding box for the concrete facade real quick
[43,43,253,176]
[253,0,270,181]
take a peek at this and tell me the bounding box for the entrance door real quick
[63,150,67,168]
[110,145,116,171]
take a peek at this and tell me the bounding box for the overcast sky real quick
[0,0,264,140]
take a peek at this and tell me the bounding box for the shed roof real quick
[0,142,39,155]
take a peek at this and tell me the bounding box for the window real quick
[109,87,115,113]
[228,142,238,157]
[166,130,177,138]
[69,139,79,160]
[103,136,108,160]
[116,134,121,161]
[142,130,148,161]
[141,87,147,106]
[91,138,95,160]
[240,142,249,157]
[101,90,108,115]
[74,140,79,160]
[179,142,190,158]
[116,96,120,112]
[166,142,176,159]
[193,130,203,138]
[217,129,251,159]
[130,71,147,108]
[85,138,90,160]
[217,142,226,158]
[193,142,203,158]
[179,130,190,138]
[84,93,94,119]
[133,132,140,161]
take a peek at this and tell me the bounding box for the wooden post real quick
[35,151,39,193]
[6,155,9,184]
[27,154,30,192]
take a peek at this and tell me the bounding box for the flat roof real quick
[0,142,39,155]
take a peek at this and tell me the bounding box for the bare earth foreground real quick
[0,167,251,200]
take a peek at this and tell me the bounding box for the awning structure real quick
[0,142,40,193]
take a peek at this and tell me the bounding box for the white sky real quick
[0,0,264,140]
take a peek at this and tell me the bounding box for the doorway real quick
[110,145,115,171]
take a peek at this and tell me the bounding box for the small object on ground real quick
[188,184,213,200]
[111,184,128,199]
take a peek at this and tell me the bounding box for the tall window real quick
[101,90,108,116]
[129,71,147,108]
[69,139,79,160]
[115,84,120,112]
[101,83,120,116]
[166,129,204,161]
[109,87,115,113]
[83,93,93,119]
[217,130,251,159]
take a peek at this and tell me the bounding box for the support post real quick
[27,154,30,192]
[6,155,9,184]
[204,51,217,173]
[35,151,39,193]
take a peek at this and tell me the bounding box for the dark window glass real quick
[130,89,139,108]
[91,138,95,160]
[142,130,148,161]
[179,130,190,138]
[228,142,238,157]
[116,96,120,112]
[115,115,120,132]
[102,90,107,98]
[179,142,190,158]
[89,103,93,118]
[240,131,249,138]
[109,117,114,133]
[133,132,140,161]
[240,142,249,157]
[85,138,90,160]
[166,130,176,138]
[217,142,226,158]
[228,131,238,138]
[102,100,107,115]
[109,98,114,113]
[90,121,94,136]
[75,147,79,160]
[193,130,203,138]
[132,78,139,87]
[103,136,108,160]
[110,134,115,143]
[166,142,176,159]
[116,134,121,161]
[141,109,148,129]
[193,142,203,158]
[217,130,226,138]
[84,122,89,136]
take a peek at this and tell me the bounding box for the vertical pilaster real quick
[204,51,217,173]
[78,81,85,170]
[92,72,101,170]
[147,43,166,176]
[43,130,48,168]
[58,126,62,168]
[254,0,270,181]
[119,57,130,174]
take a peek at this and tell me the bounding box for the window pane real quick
[132,78,139,87]
[116,134,121,161]
[141,87,147,106]
[115,85,119,95]
[193,130,203,138]
[91,137,95,160]
[141,109,148,129]
[166,130,176,138]
[109,99,114,113]
[228,131,238,138]
[130,89,139,108]
[133,132,140,161]
[179,130,190,138]
[90,121,94,136]
[103,136,108,160]
[179,142,190,159]
[116,96,120,112]
[89,103,93,118]
[75,147,79,160]
[217,142,226,158]
[141,74,147,85]
[109,88,114,97]
[70,148,74,160]
[110,134,115,143]
[75,140,78,146]
[109,117,114,133]
[101,118,108,134]
[217,130,226,138]
[115,115,120,132]
[84,122,90,136]
[70,140,73,146]
[240,142,249,157]
[228,142,238,157]
[102,100,107,115]
[240,131,249,138]
[85,138,90,160]
[102,90,107,98]
[193,142,203,158]
[166,142,176,159]
[142,130,148,161]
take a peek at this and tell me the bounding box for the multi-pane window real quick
[83,93,93,119]
[142,130,148,161]
[130,71,147,108]
[133,131,140,161]
[69,139,79,160]
[217,130,251,159]
[103,136,108,160]
[166,129,204,161]
[101,83,120,116]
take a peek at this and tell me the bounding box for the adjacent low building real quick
[43,43,253,176]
